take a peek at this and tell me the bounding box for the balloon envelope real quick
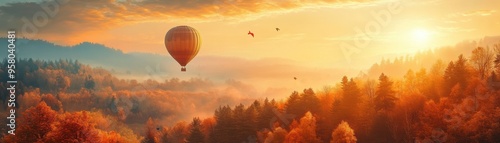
[164,26,201,71]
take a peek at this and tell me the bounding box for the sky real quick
[1,0,499,92]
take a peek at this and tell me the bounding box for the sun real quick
[411,28,431,44]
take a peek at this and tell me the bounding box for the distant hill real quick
[0,38,175,76]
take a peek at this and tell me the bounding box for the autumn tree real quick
[168,121,189,143]
[100,131,127,143]
[56,74,71,92]
[187,117,204,143]
[285,111,321,143]
[471,47,494,79]
[284,129,303,142]
[375,73,397,111]
[44,111,100,143]
[41,94,63,112]
[415,99,451,142]
[331,121,357,143]
[300,111,321,143]
[142,118,159,143]
[264,127,288,143]
[12,102,57,143]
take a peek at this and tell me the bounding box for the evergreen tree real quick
[213,106,234,143]
[286,89,320,119]
[285,91,301,116]
[332,76,361,126]
[443,55,470,99]
[375,73,397,111]
[187,117,204,143]
[258,98,276,130]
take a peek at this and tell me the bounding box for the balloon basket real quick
[181,67,186,72]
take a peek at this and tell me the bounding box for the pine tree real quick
[332,76,361,126]
[233,104,249,142]
[258,98,276,130]
[214,106,234,143]
[285,91,301,116]
[375,73,397,111]
[300,88,320,115]
[187,117,205,143]
[443,54,471,99]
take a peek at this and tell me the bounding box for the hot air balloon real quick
[165,26,201,72]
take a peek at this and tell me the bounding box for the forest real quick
[1,44,500,143]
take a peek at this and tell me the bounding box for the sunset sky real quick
[1,0,499,91]
[1,0,499,67]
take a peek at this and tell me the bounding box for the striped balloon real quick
[165,26,201,72]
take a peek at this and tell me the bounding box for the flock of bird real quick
[247,27,280,38]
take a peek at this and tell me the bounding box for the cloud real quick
[437,26,475,33]
[461,9,496,16]
[0,0,378,38]
[448,9,496,18]
[444,19,471,24]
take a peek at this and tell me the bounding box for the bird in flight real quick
[294,77,297,80]
[276,28,280,31]
[248,31,254,37]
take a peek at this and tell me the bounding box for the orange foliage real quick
[284,129,303,143]
[99,131,127,143]
[45,111,100,143]
[331,121,357,143]
[284,112,321,143]
[41,93,63,112]
[15,102,57,143]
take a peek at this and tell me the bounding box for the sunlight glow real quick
[411,28,431,44]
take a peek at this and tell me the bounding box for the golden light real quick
[411,28,431,44]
